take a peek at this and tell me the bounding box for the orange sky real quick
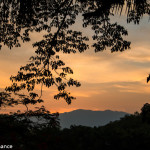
[0,14,150,114]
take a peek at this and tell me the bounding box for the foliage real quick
[1,103,150,150]
[141,103,150,123]
[0,0,150,126]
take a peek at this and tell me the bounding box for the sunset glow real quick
[0,12,150,114]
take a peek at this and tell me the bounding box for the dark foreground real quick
[1,104,150,150]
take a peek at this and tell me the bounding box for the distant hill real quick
[59,109,128,128]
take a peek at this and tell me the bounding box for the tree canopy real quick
[0,103,150,150]
[0,0,150,114]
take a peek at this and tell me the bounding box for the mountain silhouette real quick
[59,109,128,128]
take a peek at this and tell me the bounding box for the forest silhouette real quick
[0,0,150,149]
[0,103,150,150]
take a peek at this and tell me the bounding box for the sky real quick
[0,12,150,114]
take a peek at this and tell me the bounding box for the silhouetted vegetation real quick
[0,103,150,150]
[1,0,150,112]
[0,1,150,149]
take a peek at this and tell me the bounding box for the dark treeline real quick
[1,103,150,150]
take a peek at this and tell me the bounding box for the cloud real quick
[0,12,150,114]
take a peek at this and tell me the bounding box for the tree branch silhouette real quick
[0,0,149,119]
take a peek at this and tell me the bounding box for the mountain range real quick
[59,109,128,128]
